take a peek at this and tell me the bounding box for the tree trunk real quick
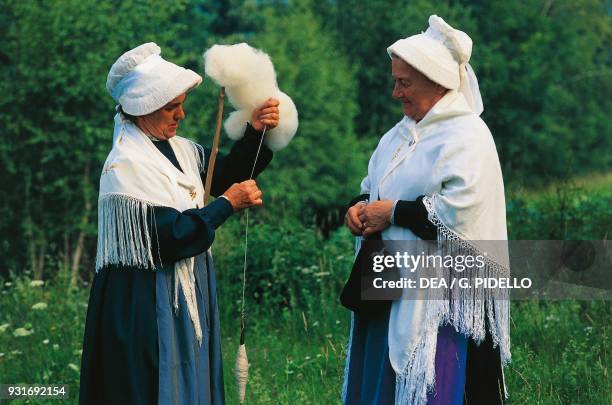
[70,164,91,288]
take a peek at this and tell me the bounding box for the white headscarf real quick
[387,15,484,115]
[106,42,202,116]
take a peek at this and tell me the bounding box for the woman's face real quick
[391,57,446,122]
[135,93,187,140]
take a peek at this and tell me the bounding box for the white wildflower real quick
[42,339,50,345]
[13,327,33,337]
[0,352,4,357]
[32,302,48,310]
[53,344,59,350]
[0,323,10,333]
[29,280,44,287]
[4,282,12,287]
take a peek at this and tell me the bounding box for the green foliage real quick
[248,0,367,223]
[0,0,191,275]
[213,215,354,319]
[313,0,611,183]
[465,0,611,183]
[507,176,612,239]
[1,0,610,277]
[314,0,476,139]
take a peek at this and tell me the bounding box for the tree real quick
[0,0,191,279]
[249,0,366,228]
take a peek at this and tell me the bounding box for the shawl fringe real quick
[393,195,510,405]
[95,193,157,271]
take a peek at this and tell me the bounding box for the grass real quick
[220,294,349,404]
[1,275,609,404]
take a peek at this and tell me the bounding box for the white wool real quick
[235,344,249,403]
[224,110,252,141]
[266,91,299,151]
[204,43,276,90]
[204,43,298,151]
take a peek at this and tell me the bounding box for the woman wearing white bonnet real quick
[342,16,509,404]
[79,42,281,404]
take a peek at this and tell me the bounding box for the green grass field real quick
[1,177,610,404]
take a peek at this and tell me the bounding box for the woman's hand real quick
[345,202,366,236]
[359,200,393,237]
[251,98,280,132]
[222,180,263,212]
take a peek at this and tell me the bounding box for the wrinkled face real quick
[391,56,446,121]
[135,93,187,140]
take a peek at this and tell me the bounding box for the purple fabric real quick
[426,324,468,405]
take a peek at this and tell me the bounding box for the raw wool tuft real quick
[203,43,298,151]
[204,43,277,105]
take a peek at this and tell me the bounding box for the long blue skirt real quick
[156,252,225,404]
[79,252,224,404]
[343,308,467,405]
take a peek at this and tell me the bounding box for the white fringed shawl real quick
[95,113,207,344]
[343,90,510,404]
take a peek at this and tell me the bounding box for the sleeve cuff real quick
[244,123,264,142]
[393,196,437,240]
[240,122,274,159]
[390,200,399,224]
[203,197,234,229]
[349,193,370,208]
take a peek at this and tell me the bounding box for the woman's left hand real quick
[359,200,393,237]
[251,98,280,132]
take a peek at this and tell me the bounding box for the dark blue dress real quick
[79,126,272,404]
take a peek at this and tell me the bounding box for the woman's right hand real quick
[345,202,366,236]
[222,180,263,212]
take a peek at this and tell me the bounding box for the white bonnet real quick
[387,15,483,114]
[106,42,202,116]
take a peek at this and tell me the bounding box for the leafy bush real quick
[213,215,354,320]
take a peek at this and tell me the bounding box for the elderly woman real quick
[342,16,510,405]
[79,43,280,404]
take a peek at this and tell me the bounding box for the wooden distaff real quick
[203,87,225,205]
